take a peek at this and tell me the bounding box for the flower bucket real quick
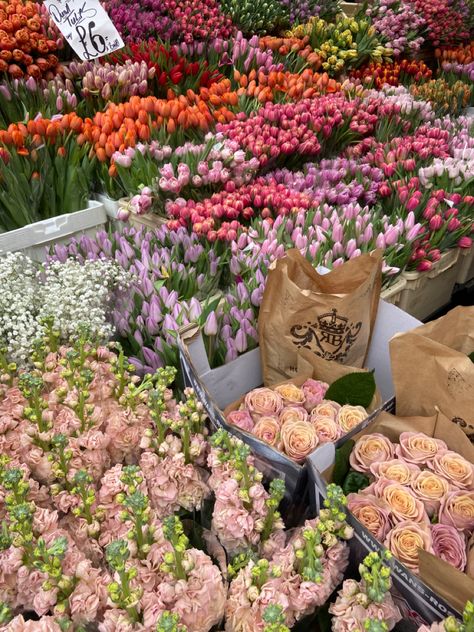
[380,277,407,308]
[455,245,474,286]
[129,212,168,231]
[0,200,106,263]
[398,249,460,320]
[340,1,364,17]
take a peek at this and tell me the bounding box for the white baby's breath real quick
[0,252,132,366]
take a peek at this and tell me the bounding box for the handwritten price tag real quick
[44,0,124,60]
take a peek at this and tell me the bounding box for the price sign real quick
[44,0,124,61]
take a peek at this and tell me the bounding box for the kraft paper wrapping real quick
[259,249,382,386]
[390,306,474,440]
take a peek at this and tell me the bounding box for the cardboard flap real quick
[419,551,474,613]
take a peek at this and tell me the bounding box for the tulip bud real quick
[203,311,218,336]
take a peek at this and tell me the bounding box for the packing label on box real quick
[45,0,124,60]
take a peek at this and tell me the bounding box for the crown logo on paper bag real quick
[290,308,362,362]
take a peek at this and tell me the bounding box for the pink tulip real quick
[429,215,443,231]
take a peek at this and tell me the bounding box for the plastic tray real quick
[0,200,106,262]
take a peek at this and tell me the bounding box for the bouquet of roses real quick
[345,431,474,574]
[226,381,371,463]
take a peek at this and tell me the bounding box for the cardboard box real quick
[178,300,421,513]
[308,401,471,629]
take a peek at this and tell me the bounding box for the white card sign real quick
[44,0,124,61]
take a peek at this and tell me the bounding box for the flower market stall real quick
[0,0,473,629]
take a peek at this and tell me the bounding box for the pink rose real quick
[279,406,308,427]
[380,482,428,524]
[228,410,255,433]
[428,449,474,490]
[253,417,280,447]
[370,459,420,485]
[410,470,450,516]
[311,400,341,421]
[431,523,467,571]
[385,520,434,573]
[347,493,392,540]
[396,432,447,465]
[439,490,474,533]
[281,421,318,462]
[350,434,395,473]
[244,388,283,419]
[311,415,342,443]
[302,379,329,411]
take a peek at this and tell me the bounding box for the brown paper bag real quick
[259,249,382,385]
[390,306,474,440]
[324,408,474,612]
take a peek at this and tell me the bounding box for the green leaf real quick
[469,352,474,364]
[325,371,376,408]
[332,440,354,486]
[342,470,370,495]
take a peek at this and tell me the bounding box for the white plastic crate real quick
[0,200,106,262]
[398,249,459,320]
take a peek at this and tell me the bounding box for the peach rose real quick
[349,433,395,473]
[302,379,329,411]
[337,405,368,433]
[381,482,428,524]
[279,406,308,427]
[410,470,450,516]
[428,450,474,491]
[311,400,341,421]
[274,383,306,407]
[311,415,342,444]
[396,432,447,465]
[439,490,474,533]
[253,416,280,447]
[370,459,421,485]
[244,388,283,419]
[281,420,319,463]
[385,520,434,573]
[347,493,392,540]
[227,410,255,433]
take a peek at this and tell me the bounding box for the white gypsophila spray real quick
[0,253,43,366]
[0,252,132,367]
[37,258,132,344]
